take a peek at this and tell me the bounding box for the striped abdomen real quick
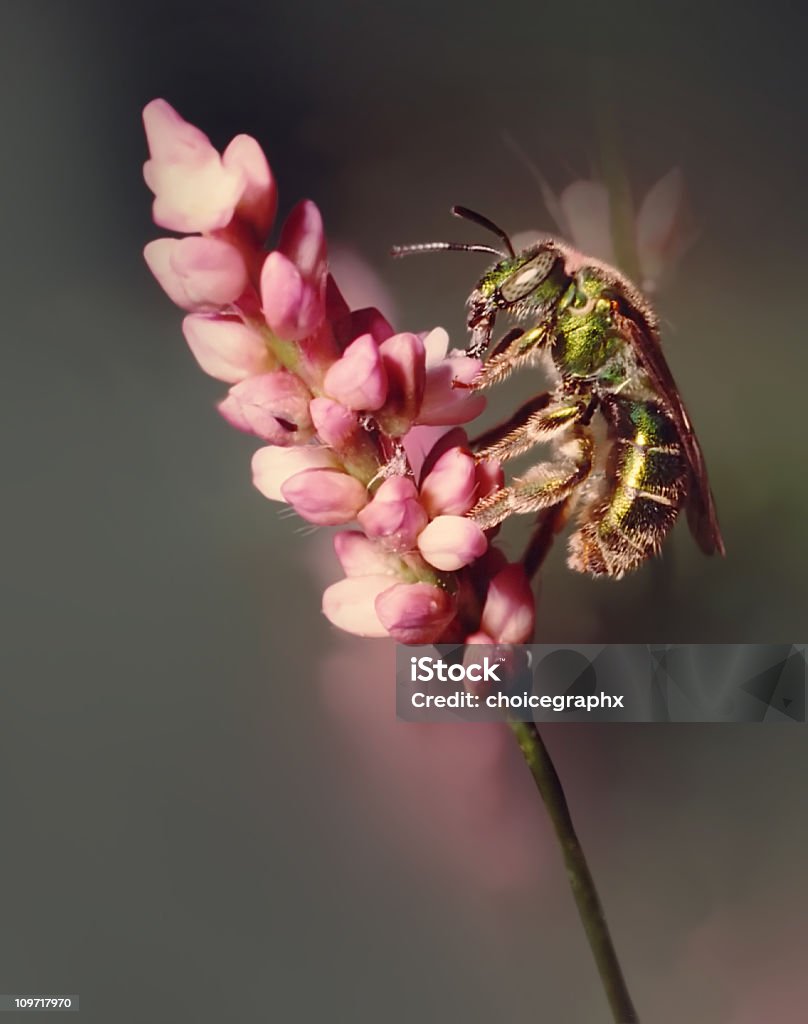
[568,397,688,578]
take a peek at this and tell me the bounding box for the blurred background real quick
[2,1,807,1021]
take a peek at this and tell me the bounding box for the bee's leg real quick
[469,426,593,531]
[468,324,550,391]
[475,394,588,464]
[470,392,553,453]
[522,498,574,579]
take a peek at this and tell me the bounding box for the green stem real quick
[509,720,640,1023]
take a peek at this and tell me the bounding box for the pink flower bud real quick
[334,307,395,349]
[375,582,455,644]
[323,334,388,411]
[142,99,245,233]
[222,134,277,240]
[480,564,535,644]
[636,168,696,291]
[279,199,327,277]
[218,371,313,443]
[252,445,338,501]
[376,333,426,436]
[322,575,394,638]
[419,446,478,516]
[309,397,360,450]
[144,237,249,312]
[465,630,495,645]
[333,532,400,577]
[417,516,487,571]
[475,459,504,500]
[181,314,274,383]
[357,476,428,553]
[260,251,325,342]
[419,354,487,425]
[281,468,368,525]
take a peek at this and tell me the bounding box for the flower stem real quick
[509,719,640,1023]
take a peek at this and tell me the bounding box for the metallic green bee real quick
[392,206,725,578]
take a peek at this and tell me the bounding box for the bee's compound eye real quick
[499,251,557,303]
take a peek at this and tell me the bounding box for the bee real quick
[392,206,725,578]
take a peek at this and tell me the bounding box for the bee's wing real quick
[618,313,726,557]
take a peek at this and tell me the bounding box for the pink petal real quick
[333,532,400,577]
[559,181,615,264]
[376,332,426,436]
[278,199,327,280]
[218,371,313,443]
[309,397,361,451]
[417,515,488,570]
[252,446,338,501]
[334,307,395,349]
[481,564,535,644]
[419,446,477,516]
[181,314,274,383]
[144,237,248,311]
[419,355,487,426]
[636,167,696,290]
[142,100,244,233]
[260,251,325,342]
[281,468,368,525]
[324,333,388,411]
[222,134,278,240]
[375,582,455,644]
[322,575,394,638]
[422,326,450,367]
[357,476,428,554]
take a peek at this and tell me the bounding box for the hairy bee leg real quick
[475,395,588,464]
[469,324,549,390]
[469,427,593,531]
[522,498,574,580]
[470,392,553,452]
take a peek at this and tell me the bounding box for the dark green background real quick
[3,2,806,1021]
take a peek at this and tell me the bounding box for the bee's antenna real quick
[390,241,506,259]
[451,205,516,258]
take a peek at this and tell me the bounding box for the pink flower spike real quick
[218,371,313,444]
[142,99,245,233]
[417,516,487,571]
[481,564,535,644]
[357,476,428,554]
[281,468,368,525]
[222,134,277,240]
[420,446,477,516]
[324,334,388,411]
[181,314,275,383]
[377,332,426,436]
[260,251,325,342]
[333,532,400,577]
[252,446,338,501]
[144,237,248,312]
[419,354,487,426]
[309,397,361,451]
[322,575,393,638]
[375,582,455,644]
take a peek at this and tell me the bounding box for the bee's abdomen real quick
[568,399,688,578]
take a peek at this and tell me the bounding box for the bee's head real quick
[390,207,561,357]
